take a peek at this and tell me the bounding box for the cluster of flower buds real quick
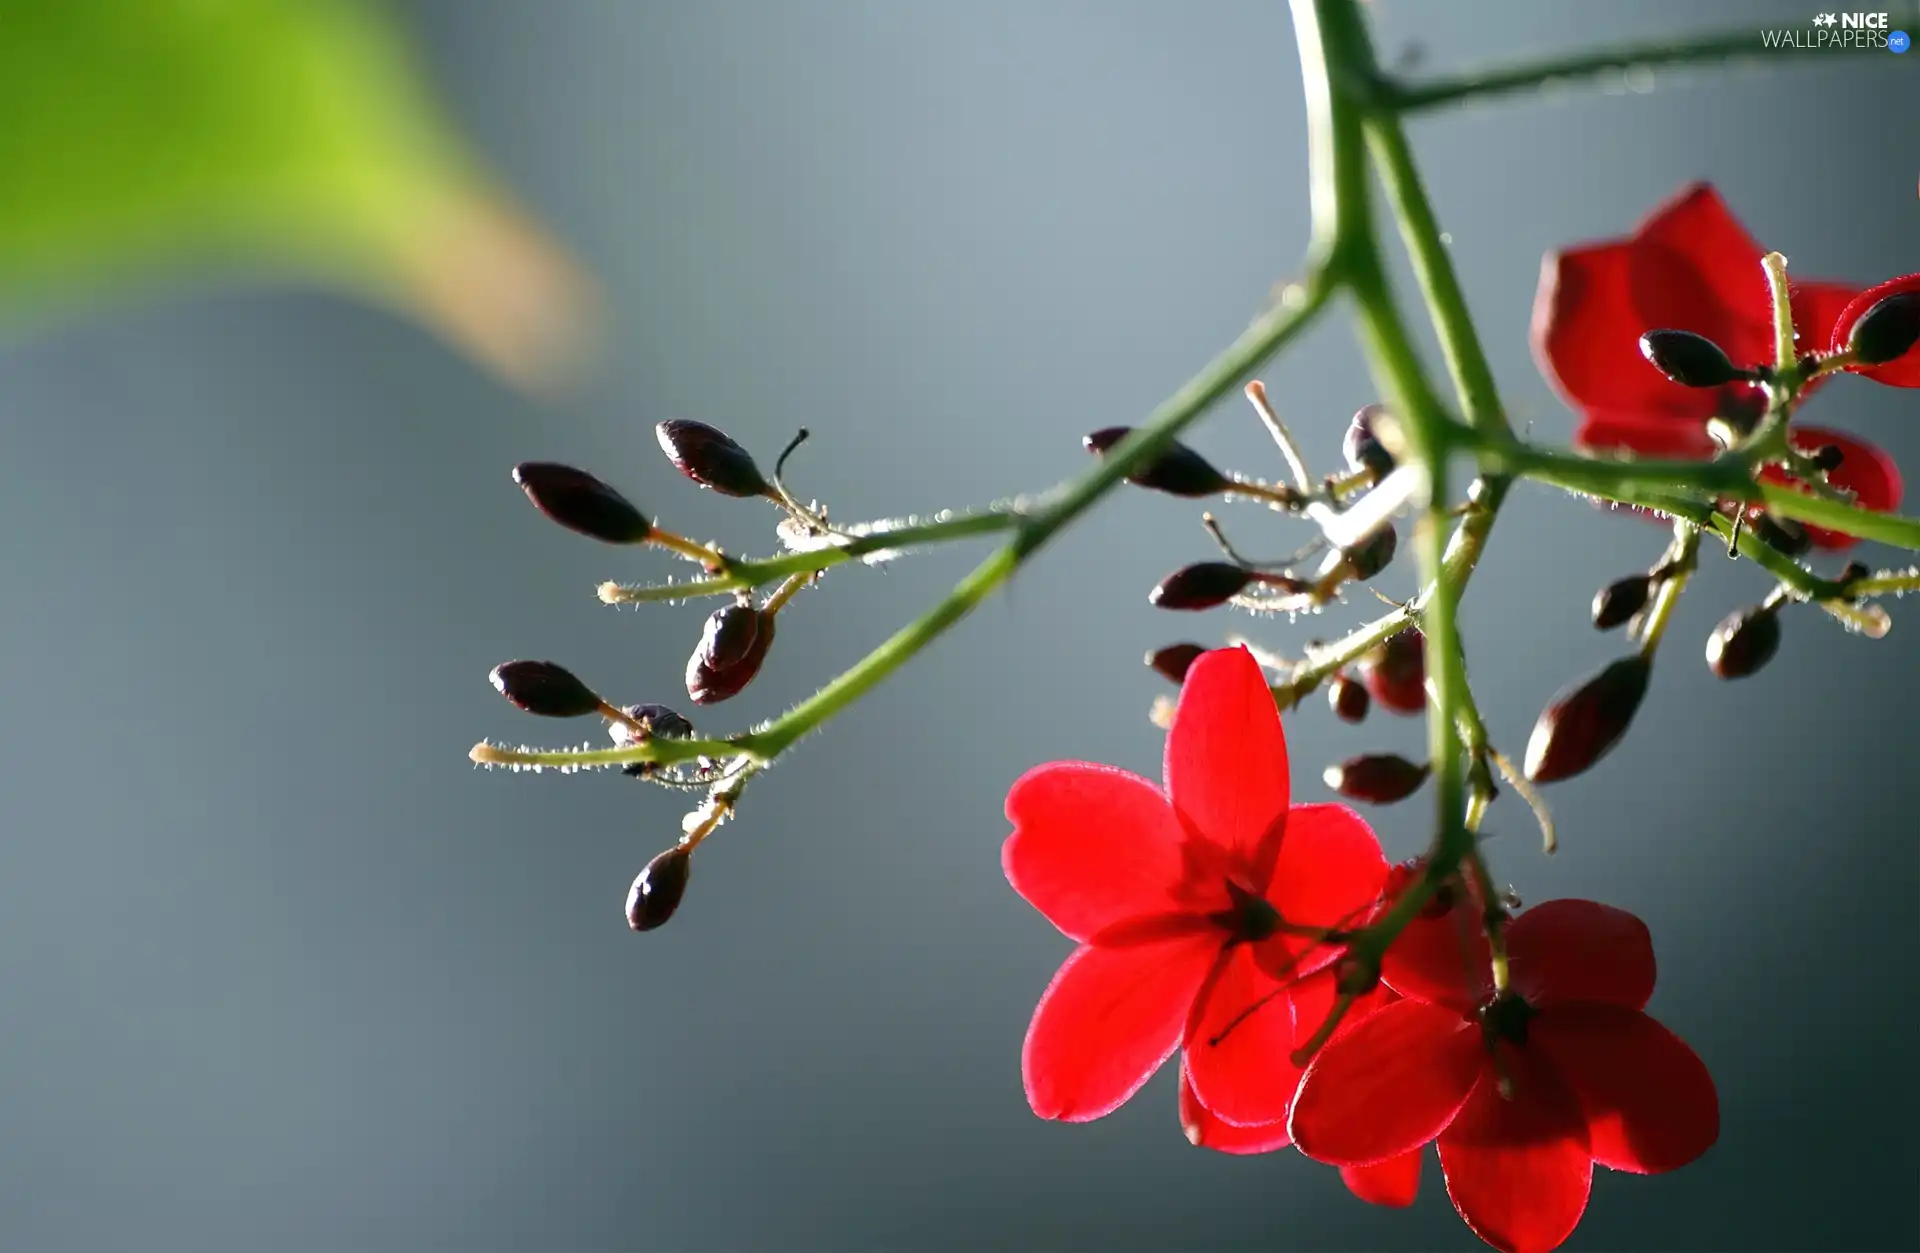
[489,417,854,933]
[1101,390,1406,625]
[507,420,824,724]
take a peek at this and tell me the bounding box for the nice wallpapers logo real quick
[1762,12,1912,51]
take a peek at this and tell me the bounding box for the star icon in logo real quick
[1813,11,1838,25]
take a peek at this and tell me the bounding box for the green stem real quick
[1311,0,1475,882]
[599,510,1025,604]
[1383,13,1912,114]
[1362,111,1508,436]
[734,274,1340,760]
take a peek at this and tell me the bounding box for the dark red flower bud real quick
[1083,427,1231,498]
[1809,444,1847,473]
[1343,524,1397,580]
[1343,405,1395,480]
[614,703,697,777]
[1361,630,1426,714]
[1523,655,1652,784]
[1148,562,1255,611]
[1591,575,1652,631]
[1146,643,1207,685]
[1327,673,1370,723]
[686,605,775,704]
[655,420,772,498]
[1846,290,1920,366]
[626,845,692,931]
[511,462,652,544]
[1639,329,1741,388]
[1323,754,1429,804]
[489,660,604,718]
[1747,511,1811,557]
[1706,605,1781,680]
[1333,953,1380,997]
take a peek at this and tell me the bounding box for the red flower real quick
[1288,900,1719,1253]
[1004,646,1388,1125]
[1532,181,1902,548]
[1181,970,1426,1208]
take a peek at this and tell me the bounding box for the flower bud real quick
[1360,630,1426,715]
[511,462,652,544]
[626,846,692,931]
[1146,643,1207,685]
[1323,754,1429,804]
[1333,953,1380,998]
[1846,290,1920,366]
[1747,511,1811,557]
[655,420,772,498]
[489,660,604,718]
[1706,605,1781,680]
[1342,524,1397,580]
[686,605,775,704]
[1148,562,1255,611]
[1343,405,1395,480]
[613,703,697,777]
[1327,673,1370,723]
[1809,444,1847,474]
[1639,329,1741,388]
[1591,575,1652,631]
[1083,427,1231,498]
[1523,655,1652,784]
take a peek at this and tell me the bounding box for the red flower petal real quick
[1791,279,1863,357]
[1381,906,1491,1015]
[1830,272,1920,387]
[1630,182,1771,363]
[1340,1150,1424,1208]
[1022,933,1220,1122]
[1758,425,1904,550]
[1573,409,1721,460]
[1003,763,1195,942]
[1289,998,1482,1166]
[1185,942,1301,1127]
[1178,1061,1293,1155]
[1533,245,1714,419]
[1164,647,1290,875]
[1507,900,1655,1011]
[1531,1002,1720,1175]
[1438,1044,1593,1253]
[1262,803,1388,969]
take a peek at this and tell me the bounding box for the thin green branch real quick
[1383,13,1912,114]
[598,509,1025,604]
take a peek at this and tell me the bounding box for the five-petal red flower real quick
[1532,181,1904,548]
[1004,646,1388,1125]
[1288,899,1719,1253]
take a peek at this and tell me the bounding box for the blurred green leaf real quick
[0,0,591,386]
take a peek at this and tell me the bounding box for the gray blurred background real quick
[2,1,1916,1248]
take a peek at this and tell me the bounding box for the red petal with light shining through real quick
[1629,182,1770,363]
[1508,899,1656,1011]
[1165,647,1290,875]
[1340,1150,1424,1208]
[1003,762,1200,941]
[1533,245,1715,420]
[1437,1044,1593,1253]
[1022,932,1220,1122]
[1289,998,1483,1166]
[1185,942,1301,1127]
[1530,1002,1720,1175]
[1830,272,1920,387]
[1178,1062,1293,1155]
[1262,803,1389,971]
[1381,906,1492,1014]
